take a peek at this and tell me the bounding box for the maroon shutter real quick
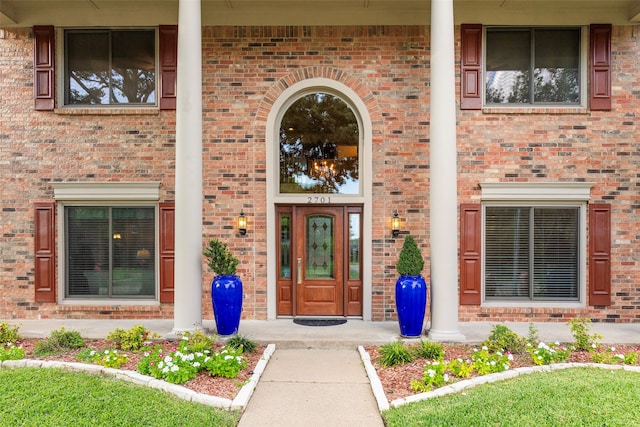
[34,202,56,302]
[460,24,483,110]
[159,25,178,110]
[460,204,482,305]
[33,26,55,111]
[590,24,612,111]
[159,202,175,303]
[589,204,611,306]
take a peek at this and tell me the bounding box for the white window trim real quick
[479,182,593,308]
[480,182,594,201]
[52,182,160,201]
[483,26,588,109]
[53,182,161,306]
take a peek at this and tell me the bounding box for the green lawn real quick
[383,368,640,427]
[0,367,240,427]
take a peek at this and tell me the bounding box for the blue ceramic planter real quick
[395,275,427,338]
[211,275,243,336]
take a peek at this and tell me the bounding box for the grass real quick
[383,367,640,427]
[0,367,240,427]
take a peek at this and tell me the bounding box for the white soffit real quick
[479,182,594,201]
[52,182,161,201]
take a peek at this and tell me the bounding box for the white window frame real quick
[479,182,593,308]
[483,26,588,108]
[52,182,161,305]
[57,27,159,109]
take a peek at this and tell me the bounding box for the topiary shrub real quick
[204,238,239,276]
[396,235,424,276]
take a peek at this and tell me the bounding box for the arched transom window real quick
[279,93,360,194]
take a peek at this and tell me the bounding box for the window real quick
[485,27,581,105]
[484,206,579,301]
[65,206,156,298]
[279,93,360,194]
[64,29,156,105]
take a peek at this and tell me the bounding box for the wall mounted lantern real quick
[238,211,247,236]
[391,211,400,237]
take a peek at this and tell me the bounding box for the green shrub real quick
[107,325,152,351]
[179,330,215,353]
[225,334,257,354]
[412,339,444,360]
[34,328,85,356]
[0,321,21,344]
[482,324,528,354]
[396,235,424,276]
[568,317,602,351]
[379,341,414,367]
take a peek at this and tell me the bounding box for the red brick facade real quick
[1,25,638,322]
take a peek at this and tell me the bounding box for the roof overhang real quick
[1,0,639,27]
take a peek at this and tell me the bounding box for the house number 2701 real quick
[307,196,331,204]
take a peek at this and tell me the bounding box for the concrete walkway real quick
[237,349,384,427]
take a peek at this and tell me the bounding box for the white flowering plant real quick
[471,346,512,375]
[411,360,448,391]
[590,345,639,365]
[528,342,571,365]
[0,342,25,361]
[447,357,475,378]
[77,348,129,369]
[410,346,513,391]
[136,336,246,384]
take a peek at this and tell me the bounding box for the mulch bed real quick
[13,339,266,400]
[365,344,640,402]
[9,339,639,404]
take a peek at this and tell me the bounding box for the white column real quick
[428,0,465,341]
[173,0,203,332]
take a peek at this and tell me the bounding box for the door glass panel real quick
[349,213,360,280]
[305,214,334,279]
[280,93,359,194]
[279,213,291,279]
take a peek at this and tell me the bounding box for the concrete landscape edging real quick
[0,343,276,412]
[357,347,640,411]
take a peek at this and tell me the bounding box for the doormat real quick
[293,319,347,327]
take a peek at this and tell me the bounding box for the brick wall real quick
[0,25,638,322]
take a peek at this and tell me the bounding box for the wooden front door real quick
[276,205,362,317]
